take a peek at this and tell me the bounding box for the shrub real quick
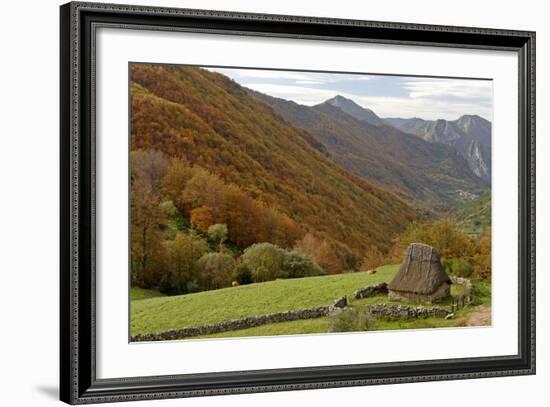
[442,258,474,278]
[233,263,253,285]
[294,233,345,274]
[195,252,234,290]
[441,258,453,275]
[241,243,286,282]
[473,228,491,280]
[159,200,190,232]
[329,308,373,333]
[242,243,325,282]
[281,251,325,279]
[359,246,385,271]
[158,274,173,295]
[158,274,196,295]
[396,220,476,260]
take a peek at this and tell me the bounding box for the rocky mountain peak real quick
[325,95,384,127]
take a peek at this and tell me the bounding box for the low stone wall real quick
[132,306,331,342]
[365,303,450,320]
[353,282,388,300]
[132,296,351,342]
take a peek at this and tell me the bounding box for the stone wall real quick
[388,282,451,304]
[365,303,450,320]
[353,282,388,300]
[131,297,349,342]
[132,307,331,341]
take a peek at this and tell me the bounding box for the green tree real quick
[207,223,228,251]
[474,227,491,280]
[162,233,208,286]
[233,263,253,285]
[395,220,476,260]
[195,252,234,290]
[281,251,325,279]
[241,242,286,282]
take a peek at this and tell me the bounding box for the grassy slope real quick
[452,191,491,237]
[130,287,166,301]
[193,278,492,339]
[131,265,399,335]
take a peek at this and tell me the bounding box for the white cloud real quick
[244,82,491,121]
[206,67,492,121]
[244,83,342,105]
[295,80,324,85]
[207,67,373,84]
[403,78,492,101]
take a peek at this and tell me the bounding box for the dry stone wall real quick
[131,297,349,342]
[132,306,331,342]
[353,282,388,299]
[365,303,450,320]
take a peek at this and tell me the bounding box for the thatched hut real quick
[388,243,451,303]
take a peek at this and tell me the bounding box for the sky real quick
[207,67,492,121]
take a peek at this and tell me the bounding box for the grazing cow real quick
[367,269,377,275]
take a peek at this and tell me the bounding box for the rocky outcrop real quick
[385,115,492,184]
[331,296,348,309]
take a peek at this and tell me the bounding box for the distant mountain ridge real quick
[326,95,384,127]
[385,115,491,183]
[250,92,487,210]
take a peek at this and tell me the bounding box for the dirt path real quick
[465,305,492,326]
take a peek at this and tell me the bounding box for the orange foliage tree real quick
[294,233,345,274]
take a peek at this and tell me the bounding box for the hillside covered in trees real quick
[130,64,417,273]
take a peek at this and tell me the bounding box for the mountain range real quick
[250,91,488,210]
[385,114,491,183]
[325,95,491,184]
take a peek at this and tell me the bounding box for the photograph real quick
[129,63,493,342]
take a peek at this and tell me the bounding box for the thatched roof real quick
[388,243,451,295]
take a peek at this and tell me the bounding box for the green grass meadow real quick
[130,264,491,339]
[131,265,398,335]
[131,287,167,301]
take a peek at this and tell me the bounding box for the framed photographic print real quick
[60,1,536,404]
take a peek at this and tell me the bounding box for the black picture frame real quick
[60,1,536,404]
